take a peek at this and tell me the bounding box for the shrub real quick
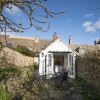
[0,87,9,100]
[15,45,35,57]
[76,50,100,92]
[0,66,21,82]
[76,76,100,100]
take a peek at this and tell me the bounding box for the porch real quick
[46,52,75,78]
[39,39,76,78]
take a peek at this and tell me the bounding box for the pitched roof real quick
[43,39,72,53]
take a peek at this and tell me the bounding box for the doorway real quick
[53,54,64,73]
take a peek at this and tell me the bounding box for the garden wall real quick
[0,47,34,66]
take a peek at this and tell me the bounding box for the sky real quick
[1,0,100,44]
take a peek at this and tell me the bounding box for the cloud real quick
[5,4,21,16]
[82,21,93,27]
[0,32,11,35]
[84,26,96,32]
[85,13,94,18]
[82,19,100,32]
[95,19,100,29]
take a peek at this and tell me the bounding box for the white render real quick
[39,39,76,78]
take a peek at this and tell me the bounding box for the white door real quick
[46,53,54,75]
[39,53,45,76]
[68,53,75,78]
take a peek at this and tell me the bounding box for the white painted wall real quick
[39,39,76,78]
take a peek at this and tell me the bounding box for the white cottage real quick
[39,39,76,78]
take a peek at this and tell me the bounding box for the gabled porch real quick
[39,39,76,79]
[46,52,76,78]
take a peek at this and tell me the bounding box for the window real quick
[69,55,73,66]
[48,54,52,66]
[69,54,73,75]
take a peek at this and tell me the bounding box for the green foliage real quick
[76,76,100,100]
[33,63,38,70]
[0,87,9,100]
[76,50,100,91]
[0,67,21,82]
[15,45,35,57]
[0,42,2,45]
[0,42,3,50]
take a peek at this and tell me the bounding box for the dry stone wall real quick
[0,47,34,66]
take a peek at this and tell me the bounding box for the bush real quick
[0,87,9,100]
[76,50,100,92]
[76,76,100,100]
[0,66,21,82]
[15,45,35,57]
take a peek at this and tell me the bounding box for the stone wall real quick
[0,47,34,66]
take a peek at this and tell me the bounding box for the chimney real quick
[94,40,96,45]
[34,35,39,43]
[94,39,100,45]
[68,35,72,45]
[53,32,59,41]
[34,35,40,52]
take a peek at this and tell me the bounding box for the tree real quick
[0,0,63,45]
[0,0,63,33]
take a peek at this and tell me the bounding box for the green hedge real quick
[15,45,35,57]
[76,51,100,91]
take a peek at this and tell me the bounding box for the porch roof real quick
[49,51,71,53]
[44,39,72,53]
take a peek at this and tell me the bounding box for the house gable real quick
[43,39,72,53]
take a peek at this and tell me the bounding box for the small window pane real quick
[69,55,73,75]
[48,54,52,66]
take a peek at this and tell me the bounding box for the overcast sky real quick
[1,0,100,44]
